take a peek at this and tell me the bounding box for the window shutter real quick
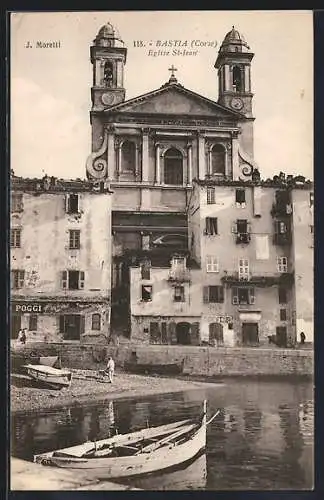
[205,218,210,235]
[249,287,255,304]
[168,322,177,344]
[232,222,238,233]
[79,271,85,289]
[65,195,70,213]
[191,322,200,346]
[77,194,81,213]
[219,286,224,303]
[232,287,239,304]
[59,315,65,333]
[80,315,85,334]
[62,271,67,289]
[214,218,218,235]
[203,286,209,303]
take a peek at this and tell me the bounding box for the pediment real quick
[106,84,242,120]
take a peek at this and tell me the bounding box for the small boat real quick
[34,401,219,479]
[22,364,72,390]
[124,361,183,376]
[11,349,59,374]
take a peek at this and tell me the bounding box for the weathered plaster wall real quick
[291,189,314,342]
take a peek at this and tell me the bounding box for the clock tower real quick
[90,22,127,112]
[215,27,254,118]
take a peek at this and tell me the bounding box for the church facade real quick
[85,22,313,347]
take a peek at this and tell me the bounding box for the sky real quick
[10,10,313,180]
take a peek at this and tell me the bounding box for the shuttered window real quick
[205,217,218,235]
[203,286,224,303]
[232,287,255,305]
[207,187,216,204]
[69,230,80,249]
[62,270,85,289]
[277,257,288,273]
[206,256,219,273]
[235,189,246,205]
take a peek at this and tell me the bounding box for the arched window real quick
[164,148,183,185]
[121,141,136,173]
[211,144,226,175]
[232,65,244,92]
[104,61,114,87]
[92,313,101,331]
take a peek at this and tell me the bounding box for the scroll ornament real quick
[86,131,108,179]
[238,146,260,180]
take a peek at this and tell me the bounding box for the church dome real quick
[94,22,124,47]
[220,26,250,52]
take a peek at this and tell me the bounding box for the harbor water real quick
[11,378,314,490]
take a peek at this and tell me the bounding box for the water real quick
[11,379,314,490]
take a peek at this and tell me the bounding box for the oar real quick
[206,409,221,426]
[135,423,197,455]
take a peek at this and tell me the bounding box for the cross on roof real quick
[168,65,178,78]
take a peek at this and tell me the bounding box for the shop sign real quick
[12,302,44,314]
[215,315,233,324]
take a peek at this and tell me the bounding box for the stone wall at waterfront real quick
[12,342,313,377]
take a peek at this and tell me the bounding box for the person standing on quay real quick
[106,356,115,383]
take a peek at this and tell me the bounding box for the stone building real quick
[10,175,112,344]
[85,22,313,347]
[187,177,313,347]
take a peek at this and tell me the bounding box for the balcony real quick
[236,232,251,245]
[221,272,294,287]
[273,233,292,246]
[167,269,191,283]
[271,202,293,218]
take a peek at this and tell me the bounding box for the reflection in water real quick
[11,380,314,490]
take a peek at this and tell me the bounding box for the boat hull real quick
[35,423,206,479]
[23,365,72,390]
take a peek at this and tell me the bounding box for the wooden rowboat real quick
[22,364,72,390]
[34,401,219,480]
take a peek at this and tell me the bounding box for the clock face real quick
[230,97,244,111]
[101,93,115,106]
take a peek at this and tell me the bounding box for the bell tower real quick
[215,27,254,118]
[90,22,127,111]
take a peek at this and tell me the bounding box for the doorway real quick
[62,315,81,340]
[11,314,21,339]
[209,323,224,346]
[276,326,287,347]
[176,322,191,345]
[242,323,259,346]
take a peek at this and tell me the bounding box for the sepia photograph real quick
[9,10,314,491]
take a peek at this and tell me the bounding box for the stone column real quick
[135,143,139,180]
[208,146,212,176]
[141,129,149,183]
[198,132,206,179]
[116,60,123,87]
[187,144,192,185]
[155,143,160,184]
[245,66,250,92]
[107,126,115,180]
[115,138,121,178]
[232,131,240,181]
[225,65,231,91]
[96,60,103,86]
